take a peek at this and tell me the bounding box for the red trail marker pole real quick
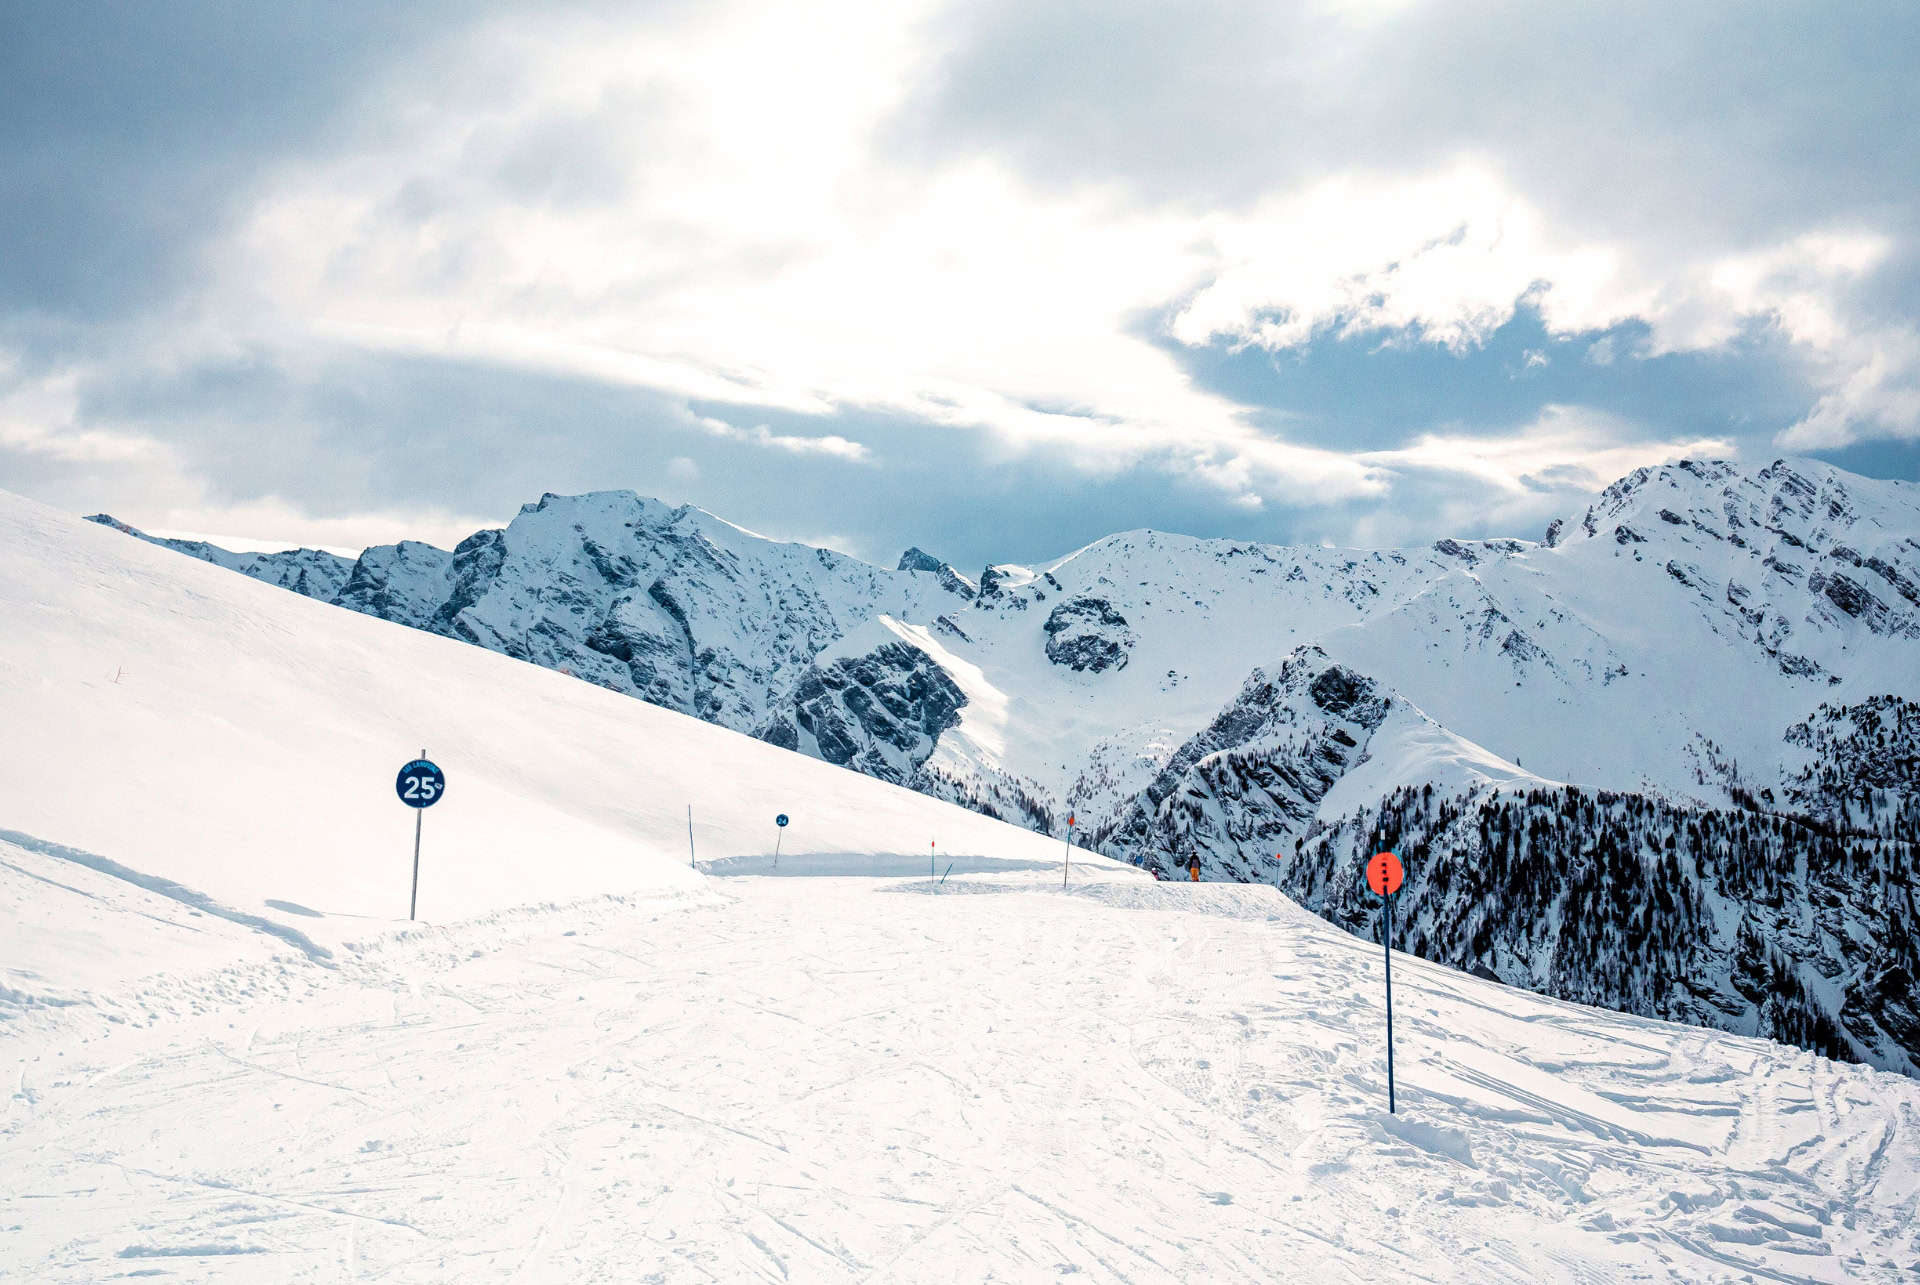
[1367,851,1406,1114]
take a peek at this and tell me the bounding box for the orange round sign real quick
[1366,851,1404,897]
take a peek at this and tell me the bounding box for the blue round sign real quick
[396,759,446,809]
[776,813,789,828]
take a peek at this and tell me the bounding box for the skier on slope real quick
[1188,855,1200,882]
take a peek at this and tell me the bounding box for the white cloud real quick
[198,1,1408,511]
[0,371,164,465]
[0,354,496,548]
[1169,165,1900,390]
[1327,405,1735,548]
[1779,324,1920,449]
[693,416,871,462]
[19,0,1913,539]
[1362,404,1734,495]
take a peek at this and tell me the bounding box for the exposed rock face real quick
[758,639,966,784]
[897,548,977,600]
[1042,596,1133,673]
[1098,647,1396,881]
[897,547,946,574]
[1097,643,1920,1074]
[335,540,453,624]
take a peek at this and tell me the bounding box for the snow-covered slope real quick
[7,865,1920,1279]
[80,458,1920,1073]
[1325,458,1920,802]
[2,488,1121,1020]
[11,484,1920,1281]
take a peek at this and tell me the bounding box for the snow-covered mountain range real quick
[88,457,1920,1073]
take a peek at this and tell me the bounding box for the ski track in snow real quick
[5,871,1916,1283]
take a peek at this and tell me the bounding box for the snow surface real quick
[0,488,1116,958]
[7,485,1920,1281]
[7,871,1919,1281]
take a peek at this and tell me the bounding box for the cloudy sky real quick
[4,1,1917,569]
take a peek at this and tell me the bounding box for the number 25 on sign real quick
[395,753,446,921]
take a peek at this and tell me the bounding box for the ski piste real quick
[79,457,1920,1075]
[5,481,1919,1279]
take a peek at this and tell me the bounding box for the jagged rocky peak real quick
[1043,596,1134,673]
[896,547,977,600]
[333,538,455,620]
[516,488,686,526]
[897,547,947,574]
[1545,456,1920,654]
[1561,456,1890,553]
[1304,661,1384,720]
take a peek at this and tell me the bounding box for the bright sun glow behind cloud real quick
[2,0,1917,556]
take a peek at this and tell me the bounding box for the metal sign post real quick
[395,751,446,921]
[1063,811,1075,887]
[774,813,788,868]
[1366,850,1405,1113]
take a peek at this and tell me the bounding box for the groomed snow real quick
[5,487,1919,1281]
[7,871,1918,1280]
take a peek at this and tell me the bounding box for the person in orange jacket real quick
[1188,855,1201,882]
